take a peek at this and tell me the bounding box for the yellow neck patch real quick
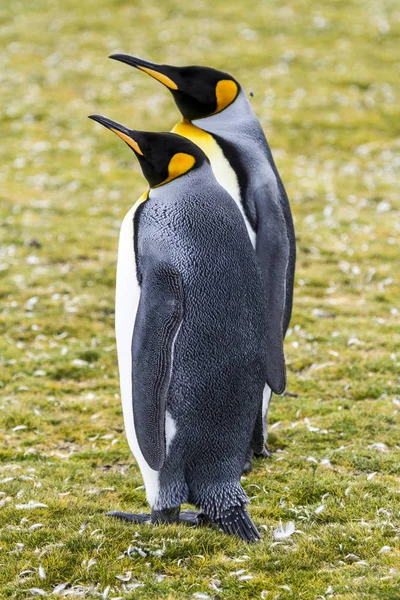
[111,128,143,155]
[155,152,196,187]
[136,189,149,204]
[214,79,238,114]
[172,120,224,165]
[172,120,213,149]
[138,66,178,90]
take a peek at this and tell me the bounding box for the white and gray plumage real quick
[108,55,295,462]
[89,116,269,541]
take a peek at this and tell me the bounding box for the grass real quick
[1,0,399,597]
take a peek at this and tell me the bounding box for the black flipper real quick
[254,184,290,394]
[276,178,296,336]
[132,264,184,470]
[215,506,261,543]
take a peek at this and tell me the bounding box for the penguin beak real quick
[109,54,178,90]
[88,114,143,155]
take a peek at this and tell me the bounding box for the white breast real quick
[115,196,160,508]
[208,150,256,249]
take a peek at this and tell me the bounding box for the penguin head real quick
[109,55,240,121]
[89,114,207,188]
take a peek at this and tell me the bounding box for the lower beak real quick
[88,115,143,155]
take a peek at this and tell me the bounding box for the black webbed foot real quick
[254,446,273,459]
[242,444,274,476]
[107,507,259,542]
[107,507,209,527]
[178,509,210,526]
[106,511,151,523]
[242,448,254,475]
[151,507,180,524]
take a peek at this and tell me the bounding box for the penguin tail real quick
[215,505,260,542]
[190,481,260,542]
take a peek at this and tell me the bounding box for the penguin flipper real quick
[255,184,290,394]
[132,264,184,471]
[276,178,296,336]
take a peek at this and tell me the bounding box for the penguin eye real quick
[214,80,238,113]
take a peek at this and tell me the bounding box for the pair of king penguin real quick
[89,55,295,543]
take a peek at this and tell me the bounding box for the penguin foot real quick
[254,445,273,459]
[242,447,254,475]
[242,444,273,475]
[106,511,151,523]
[242,460,252,475]
[151,507,180,524]
[215,506,261,543]
[107,508,208,527]
[178,509,210,526]
[107,507,259,541]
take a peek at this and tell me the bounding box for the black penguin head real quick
[109,55,241,121]
[89,115,207,188]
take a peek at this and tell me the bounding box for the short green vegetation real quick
[1,0,399,597]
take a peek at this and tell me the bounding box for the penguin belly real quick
[172,121,256,248]
[115,191,161,507]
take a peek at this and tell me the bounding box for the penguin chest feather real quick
[172,121,256,248]
[115,190,161,506]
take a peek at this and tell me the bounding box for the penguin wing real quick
[255,184,290,394]
[131,264,184,470]
[276,178,296,336]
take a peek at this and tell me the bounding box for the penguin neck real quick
[192,90,256,135]
[148,162,210,199]
[171,120,216,156]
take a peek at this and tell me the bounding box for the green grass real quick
[1,0,399,597]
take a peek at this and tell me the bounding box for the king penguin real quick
[109,54,295,460]
[89,114,270,541]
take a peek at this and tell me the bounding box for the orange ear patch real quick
[156,152,196,187]
[137,66,178,90]
[110,128,143,155]
[215,79,238,113]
